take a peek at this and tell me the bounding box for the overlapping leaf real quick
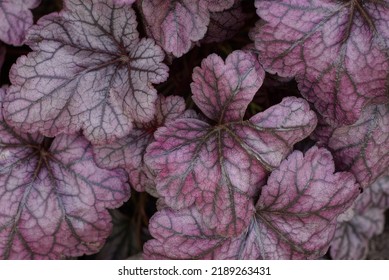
[139,0,234,57]
[0,88,130,259]
[330,175,389,259]
[145,50,317,237]
[144,147,359,259]
[4,0,169,145]
[324,104,389,188]
[93,95,188,195]
[252,0,389,124]
[0,0,41,45]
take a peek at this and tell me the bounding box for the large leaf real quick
[252,0,389,124]
[4,0,169,145]
[145,50,317,237]
[330,175,389,259]
[0,88,130,259]
[0,0,41,46]
[143,147,359,259]
[139,0,234,57]
[326,104,389,188]
[93,95,188,195]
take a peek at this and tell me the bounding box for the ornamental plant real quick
[0,0,388,260]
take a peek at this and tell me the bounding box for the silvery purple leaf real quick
[145,51,317,237]
[139,0,234,57]
[0,0,41,45]
[93,95,187,194]
[4,0,168,145]
[330,175,389,259]
[144,147,359,259]
[328,104,389,188]
[252,0,389,124]
[0,88,130,259]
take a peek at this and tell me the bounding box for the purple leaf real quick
[139,0,234,57]
[145,51,317,237]
[202,0,253,44]
[327,104,389,188]
[0,0,41,46]
[4,0,169,145]
[144,147,359,259]
[93,95,187,194]
[255,146,359,259]
[0,89,130,259]
[330,175,389,259]
[191,50,263,123]
[252,0,389,124]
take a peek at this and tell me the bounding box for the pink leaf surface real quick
[139,0,234,57]
[145,51,317,237]
[327,104,389,188]
[4,0,168,145]
[0,0,41,45]
[252,0,389,124]
[144,147,359,259]
[330,175,389,259]
[0,89,130,259]
[93,95,187,194]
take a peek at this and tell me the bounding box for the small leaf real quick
[139,0,234,57]
[0,89,130,259]
[144,147,359,259]
[0,0,41,45]
[146,50,317,237]
[330,175,389,259]
[93,95,188,194]
[252,0,389,124]
[4,0,169,144]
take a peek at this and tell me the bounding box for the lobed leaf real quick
[0,88,130,259]
[144,147,359,259]
[330,175,389,259]
[0,0,41,46]
[4,0,168,145]
[139,0,234,57]
[146,51,317,237]
[252,0,389,124]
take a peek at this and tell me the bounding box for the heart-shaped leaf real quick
[143,147,359,259]
[4,0,169,145]
[0,88,130,259]
[145,50,317,237]
[252,0,389,124]
[0,0,41,45]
